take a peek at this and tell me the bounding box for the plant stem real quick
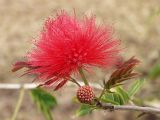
[78,68,89,85]
[11,86,25,120]
[98,88,106,100]
[70,77,81,87]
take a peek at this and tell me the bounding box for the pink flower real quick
[13,11,121,90]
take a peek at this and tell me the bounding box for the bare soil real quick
[0,0,160,120]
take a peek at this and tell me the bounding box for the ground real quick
[0,0,160,120]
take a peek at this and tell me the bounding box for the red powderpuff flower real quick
[12,11,121,90]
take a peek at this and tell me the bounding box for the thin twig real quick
[0,82,102,90]
[0,83,37,89]
[11,86,25,120]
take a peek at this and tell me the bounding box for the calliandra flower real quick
[12,11,121,90]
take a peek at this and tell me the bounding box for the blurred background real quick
[0,0,160,120]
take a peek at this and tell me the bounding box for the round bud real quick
[77,85,95,104]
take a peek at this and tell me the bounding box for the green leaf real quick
[115,87,130,104]
[30,88,57,120]
[76,104,94,117]
[128,79,145,97]
[101,92,124,105]
[149,64,160,80]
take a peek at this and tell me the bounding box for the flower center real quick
[66,48,87,66]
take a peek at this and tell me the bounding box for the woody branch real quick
[0,83,160,114]
[97,102,160,114]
